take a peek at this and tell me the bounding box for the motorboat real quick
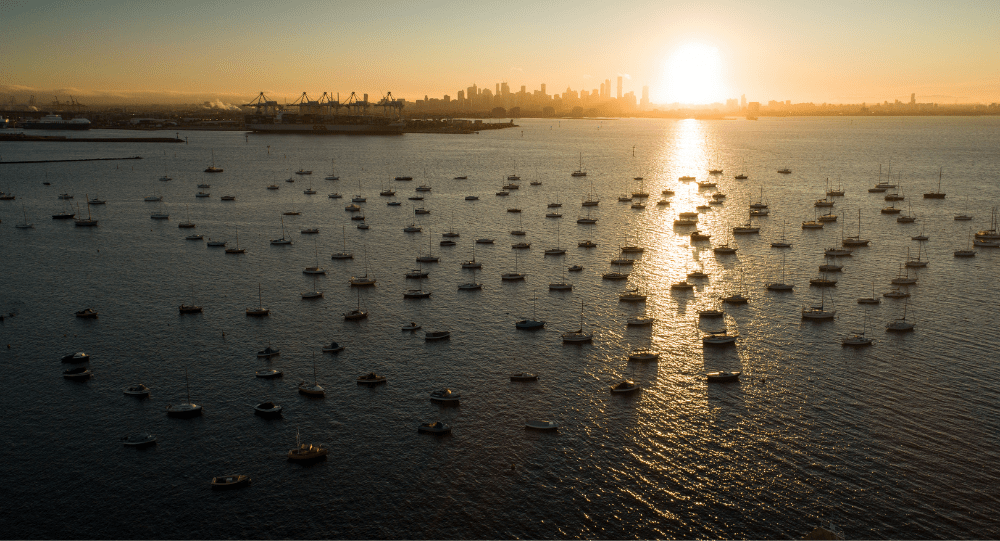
[628,348,659,362]
[256,346,279,358]
[403,224,422,232]
[75,308,98,318]
[402,322,421,331]
[568,265,584,272]
[674,217,697,226]
[466,195,479,201]
[345,203,361,211]
[403,289,431,299]
[121,383,150,397]
[166,402,202,417]
[657,200,670,206]
[61,352,89,363]
[207,239,227,247]
[122,433,157,447]
[670,280,695,291]
[691,230,711,241]
[220,195,236,201]
[267,184,279,190]
[619,288,647,301]
[418,422,452,434]
[510,373,538,382]
[63,367,92,380]
[825,247,853,257]
[301,228,319,234]
[255,369,282,378]
[295,169,312,175]
[699,309,725,318]
[357,373,386,385]
[328,193,342,198]
[525,420,559,431]
[777,168,791,174]
[578,240,597,248]
[322,341,345,353]
[429,388,460,403]
[253,401,282,417]
[626,316,654,327]
[706,371,741,382]
[288,436,328,461]
[610,380,641,393]
[476,238,495,244]
[722,293,749,304]
[687,269,708,279]
[424,331,451,341]
[702,330,738,346]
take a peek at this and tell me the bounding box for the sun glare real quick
[659,43,725,105]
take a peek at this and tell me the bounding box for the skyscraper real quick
[617,76,623,100]
[604,79,611,99]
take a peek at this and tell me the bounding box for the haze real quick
[2,0,998,105]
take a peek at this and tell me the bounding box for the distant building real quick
[740,94,746,109]
[641,86,649,109]
[617,76,623,100]
[911,93,916,105]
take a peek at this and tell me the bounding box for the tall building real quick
[910,93,916,105]
[740,94,746,109]
[617,76,623,100]
[641,85,649,109]
[540,83,546,97]
[600,82,605,99]
[604,79,611,99]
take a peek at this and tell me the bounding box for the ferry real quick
[22,114,91,130]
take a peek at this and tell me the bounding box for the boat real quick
[515,292,545,329]
[75,308,98,318]
[325,159,339,180]
[713,234,737,255]
[457,266,483,290]
[890,263,917,285]
[253,401,282,417]
[619,288,647,301]
[344,288,368,320]
[454,175,467,180]
[885,303,915,332]
[387,200,401,206]
[691,230,711,241]
[562,301,593,343]
[881,202,901,214]
[425,331,450,341]
[210,475,250,489]
[349,249,377,286]
[628,348,659,362]
[626,316,654,326]
[905,245,928,268]
[544,223,566,255]
[303,242,326,275]
[269,217,292,245]
[771,221,792,248]
[429,388,459,402]
[321,341,344,353]
[62,366,92,380]
[571,152,587,176]
[22,114,91,130]
[329,192,342,198]
[256,344,279,358]
[777,168,791,174]
[74,196,98,227]
[510,373,538,382]
[578,240,597,248]
[843,210,871,247]
[255,369,282,379]
[179,303,203,314]
[418,422,452,434]
[465,195,479,201]
[300,227,319,234]
[883,287,910,299]
[198,183,211,189]
[476,238,494,244]
[61,352,90,363]
[297,358,325,396]
[402,322,421,331]
[679,175,696,181]
[699,307,725,318]
[416,232,439,262]
[177,205,196,229]
[166,369,202,417]
[858,282,881,305]
[766,253,794,291]
[842,313,874,346]
[568,264,584,272]
[706,371,741,382]
[912,223,929,241]
[809,273,837,287]
[581,179,599,206]
[956,228,977,257]
[122,433,156,447]
[403,289,431,299]
[897,202,917,223]
[525,420,559,431]
[702,330,738,346]
[15,203,33,229]
[195,191,210,198]
[801,288,836,320]
[501,250,526,281]
[461,244,482,269]
[204,150,223,173]
[610,380,641,393]
[225,225,245,254]
[395,176,413,181]
[357,373,386,385]
[245,284,269,316]
[287,429,329,461]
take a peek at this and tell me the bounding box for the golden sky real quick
[2,0,998,105]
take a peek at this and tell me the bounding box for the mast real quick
[185,367,191,404]
[258,283,262,309]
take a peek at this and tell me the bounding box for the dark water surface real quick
[1,117,998,538]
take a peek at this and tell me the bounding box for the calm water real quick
[1,117,999,539]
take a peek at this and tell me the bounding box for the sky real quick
[1,0,998,106]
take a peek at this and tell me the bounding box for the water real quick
[1,117,999,538]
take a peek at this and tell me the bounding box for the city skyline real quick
[2,0,998,106]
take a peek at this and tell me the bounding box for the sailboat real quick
[766,253,794,291]
[842,209,871,247]
[303,240,325,274]
[885,302,915,332]
[461,243,482,268]
[74,195,98,227]
[178,205,195,228]
[179,285,203,313]
[352,177,366,202]
[458,266,482,290]
[515,291,545,329]
[802,288,836,320]
[544,222,566,255]
[331,225,353,259]
[923,167,946,199]
[582,179,599,206]
[325,159,339,180]
[343,288,368,320]
[270,217,292,245]
[15,203,34,229]
[912,223,929,241]
[298,356,326,396]
[349,248,377,286]
[549,267,573,291]
[561,301,593,342]
[416,231,439,262]
[571,152,587,177]
[771,220,791,248]
[955,228,976,257]
[905,245,928,268]
[246,284,269,316]
[224,225,245,254]
[501,250,526,281]
[204,150,223,173]
[842,312,874,346]
[890,263,917,285]
[955,196,973,221]
[166,368,203,417]
[857,281,880,304]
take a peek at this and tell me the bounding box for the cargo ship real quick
[22,114,92,130]
[245,112,403,135]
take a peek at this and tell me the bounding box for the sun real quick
[657,43,726,105]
